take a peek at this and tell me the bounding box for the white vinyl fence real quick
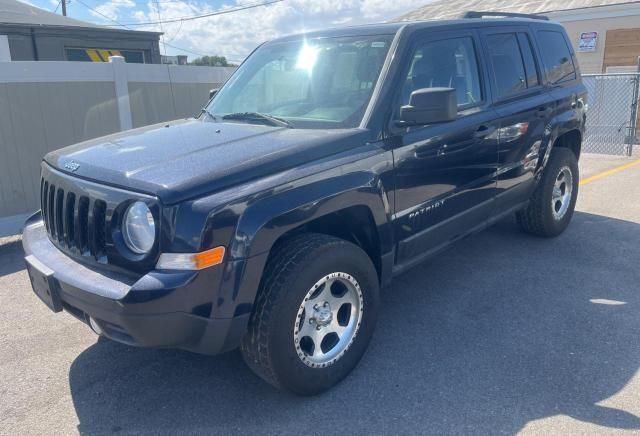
[0,57,236,235]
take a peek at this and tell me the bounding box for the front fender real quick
[230,170,393,260]
[213,150,394,322]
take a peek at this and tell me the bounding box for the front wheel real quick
[517,147,579,237]
[241,233,379,395]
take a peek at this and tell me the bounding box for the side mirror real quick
[209,88,219,100]
[398,87,457,126]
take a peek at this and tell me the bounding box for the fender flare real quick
[212,170,393,323]
[537,113,583,177]
[229,170,393,260]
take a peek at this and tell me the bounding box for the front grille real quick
[39,163,159,272]
[41,178,108,260]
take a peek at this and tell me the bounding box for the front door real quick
[388,30,499,267]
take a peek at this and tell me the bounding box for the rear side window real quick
[536,30,576,84]
[486,33,540,99]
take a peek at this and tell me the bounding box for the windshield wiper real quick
[200,108,217,121]
[222,112,291,128]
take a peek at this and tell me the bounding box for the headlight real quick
[122,201,155,254]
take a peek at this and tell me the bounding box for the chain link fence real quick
[582,72,640,156]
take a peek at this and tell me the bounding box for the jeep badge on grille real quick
[64,161,80,172]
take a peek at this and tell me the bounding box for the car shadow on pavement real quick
[0,238,25,277]
[69,211,640,434]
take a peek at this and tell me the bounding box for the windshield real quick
[206,34,393,129]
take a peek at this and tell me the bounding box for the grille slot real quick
[55,188,64,242]
[41,181,49,232]
[47,185,56,239]
[40,177,108,261]
[77,196,90,254]
[64,193,76,247]
[90,200,107,258]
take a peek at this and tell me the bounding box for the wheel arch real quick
[553,129,582,160]
[538,127,583,177]
[214,174,393,340]
[230,171,393,261]
[268,205,384,281]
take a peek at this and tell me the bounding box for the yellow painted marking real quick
[86,49,102,62]
[84,49,123,62]
[99,50,112,61]
[580,158,640,186]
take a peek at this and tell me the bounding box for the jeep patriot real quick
[23,12,587,395]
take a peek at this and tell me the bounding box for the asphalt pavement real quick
[1,153,639,435]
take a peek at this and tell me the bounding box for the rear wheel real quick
[517,147,579,237]
[240,233,379,395]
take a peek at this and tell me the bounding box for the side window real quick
[485,33,528,99]
[536,30,576,84]
[517,33,539,88]
[402,37,481,108]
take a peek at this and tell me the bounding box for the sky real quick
[20,0,428,62]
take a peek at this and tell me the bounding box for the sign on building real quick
[578,31,598,52]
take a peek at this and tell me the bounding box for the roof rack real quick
[462,11,549,21]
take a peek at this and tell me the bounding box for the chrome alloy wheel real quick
[293,272,364,368]
[551,166,573,220]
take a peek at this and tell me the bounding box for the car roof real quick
[270,18,562,43]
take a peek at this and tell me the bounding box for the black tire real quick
[517,147,579,237]
[240,233,379,395]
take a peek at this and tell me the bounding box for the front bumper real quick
[22,213,249,355]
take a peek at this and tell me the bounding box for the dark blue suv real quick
[23,12,586,395]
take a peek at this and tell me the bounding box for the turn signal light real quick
[156,246,226,270]
[194,247,226,269]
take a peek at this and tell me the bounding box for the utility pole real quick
[61,0,67,16]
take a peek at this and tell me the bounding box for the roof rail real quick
[462,11,549,21]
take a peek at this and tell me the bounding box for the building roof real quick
[0,0,100,27]
[397,0,640,21]
[0,0,161,36]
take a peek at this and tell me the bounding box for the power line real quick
[53,0,61,13]
[100,0,205,3]
[119,0,284,26]
[74,0,251,61]
[74,0,128,26]
[74,0,222,59]
[160,41,243,63]
[162,41,205,56]
[104,0,213,3]
[153,0,167,55]
[163,18,183,42]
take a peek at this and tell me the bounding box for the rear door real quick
[388,29,500,267]
[479,26,552,212]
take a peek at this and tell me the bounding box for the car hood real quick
[45,119,369,204]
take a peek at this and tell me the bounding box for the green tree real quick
[190,55,235,67]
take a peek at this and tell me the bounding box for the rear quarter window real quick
[536,30,576,84]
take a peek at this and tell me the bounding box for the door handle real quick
[570,94,579,109]
[474,125,496,138]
